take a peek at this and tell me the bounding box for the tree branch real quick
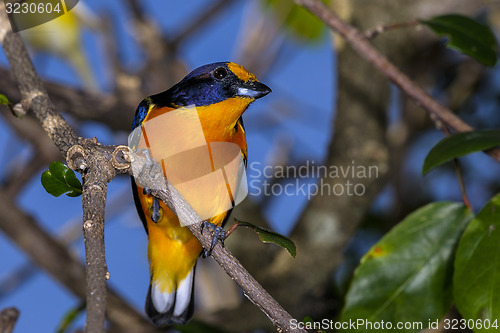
[79,143,113,332]
[170,0,237,47]
[0,189,133,300]
[0,6,111,332]
[0,4,303,331]
[364,20,419,40]
[0,67,135,131]
[0,189,160,332]
[125,147,305,332]
[294,0,500,163]
[0,5,78,155]
[162,188,303,332]
[0,307,19,333]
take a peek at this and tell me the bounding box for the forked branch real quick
[0,4,303,332]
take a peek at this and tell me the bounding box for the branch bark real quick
[294,0,500,163]
[0,5,77,155]
[0,67,136,131]
[0,6,109,332]
[79,143,114,332]
[126,147,305,332]
[0,3,303,331]
[0,189,159,332]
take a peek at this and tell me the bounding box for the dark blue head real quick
[150,62,271,107]
[132,62,271,130]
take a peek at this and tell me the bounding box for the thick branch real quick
[0,2,302,330]
[294,0,500,163]
[0,4,78,155]
[0,6,111,332]
[0,189,160,332]
[0,67,135,131]
[0,307,19,333]
[0,113,61,196]
[80,144,113,332]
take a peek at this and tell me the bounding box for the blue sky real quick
[3,1,499,332]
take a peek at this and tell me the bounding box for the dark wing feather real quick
[131,178,148,234]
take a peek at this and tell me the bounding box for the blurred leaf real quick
[56,302,85,333]
[0,94,10,105]
[176,320,230,333]
[7,0,80,32]
[260,0,327,42]
[420,14,497,66]
[341,202,473,332]
[41,161,82,197]
[454,193,500,332]
[422,130,500,175]
[234,219,296,257]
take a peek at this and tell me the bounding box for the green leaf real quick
[234,219,296,258]
[420,14,498,66]
[56,302,85,333]
[41,161,82,197]
[454,193,500,332]
[260,0,327,42]
[341,202,473,332]
[0,94,10,105]
[423,130,500,175]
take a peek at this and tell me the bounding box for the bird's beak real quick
[236,80,272,99]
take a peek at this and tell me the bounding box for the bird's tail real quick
[145,266,196,326]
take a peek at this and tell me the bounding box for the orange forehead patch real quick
[227,62,257,82]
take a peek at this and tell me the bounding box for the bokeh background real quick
[1,0,500,332]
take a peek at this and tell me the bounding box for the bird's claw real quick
[201,221,226,258]
[143,187,161,223]
[151,196,160,223]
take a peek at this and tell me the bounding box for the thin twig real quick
[0,307,19,333]
[151,186,304,332]
[0,4,78,155]
[170,0,236,47]
[0,66,135,131]
[224,221,240,238]
[430,114,473,210]
[0,2,302,330]
[453,158,472,210]
[364,20,419,40]
[294,0,500,163]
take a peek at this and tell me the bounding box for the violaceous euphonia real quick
[130,62,271,326]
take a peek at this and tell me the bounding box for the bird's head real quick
[154,62,271,108]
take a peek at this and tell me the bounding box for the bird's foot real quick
[143,188,161,223]
[200,221,226,258]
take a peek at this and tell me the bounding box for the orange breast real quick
[136,97,251,291]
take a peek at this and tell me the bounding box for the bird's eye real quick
[213,67,228,80]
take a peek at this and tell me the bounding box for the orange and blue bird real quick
[130,62,271,326]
